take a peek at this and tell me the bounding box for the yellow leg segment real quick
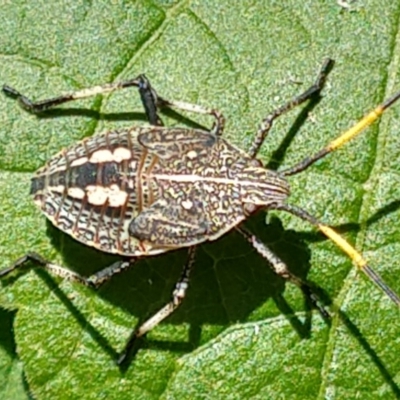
[283,90,400,176]
[318,223,400,306]
[328,89,400,152]
[328,108,383,151]
[318,225,367,268]
[275,203,400,307]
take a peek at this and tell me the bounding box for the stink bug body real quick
[2,59,400,364]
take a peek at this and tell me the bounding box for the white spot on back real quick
[203,184,214,193]
[113,147,132,162]
[90,149,113,163]
[50,185,65,194]
[187,150,198,159]
[108,184,128,207]
[70,157,89,167]
[181,199,193,210]
[85,184,128,207]
[86,185,108,205]
[67,187,85,199]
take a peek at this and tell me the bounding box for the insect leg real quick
[122,75,225,133]
[155,94,226,136]
[281,89,400,176]
[2,75,225,134]
[2,73,166,126]
[0,252,135,289]
[248,58,334,158]
[135,75,164,126]
[273,203,400,306]
[2,78,144,114]
[236,226,329,317]
[118,246,196,365]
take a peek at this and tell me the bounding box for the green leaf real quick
[1,1,400,399]
[0,309,30,400]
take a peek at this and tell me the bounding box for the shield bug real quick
[1,59,400,364]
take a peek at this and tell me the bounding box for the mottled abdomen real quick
[31,127,151,255]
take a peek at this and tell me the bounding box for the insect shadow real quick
[46,211,321,355]
[44,195,400,391]
[32,100,210,131]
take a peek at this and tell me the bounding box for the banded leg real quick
[281,89,400,176]
[2,76,164,127]
[273,204,400,307]
[0,252,136,289]
[136,76,226,134]
[236,226,329,317]
[248,58,334,158]
[2,78,143,113]
[2,75,225,135]
[118,246,197,365]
